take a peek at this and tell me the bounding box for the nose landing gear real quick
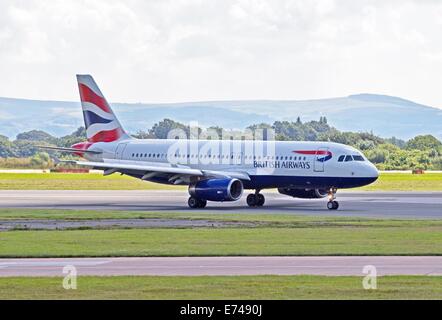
[327,188,339,210]
[247,191,265,207]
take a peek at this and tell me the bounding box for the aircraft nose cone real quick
[367,163,379,180]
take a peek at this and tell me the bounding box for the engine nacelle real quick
[278,188,328,199]
[189,178,244,202]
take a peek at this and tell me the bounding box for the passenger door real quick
[115,143,127,160]
[313,147,328,172]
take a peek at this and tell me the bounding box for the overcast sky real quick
[1,0,442,108]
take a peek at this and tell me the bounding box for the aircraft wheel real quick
[256,194,265,206]
[246,194,257,207]
[327,201,339,210]
[197,199,207,208]
[188,197,200,209]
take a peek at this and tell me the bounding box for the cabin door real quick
[115,143,127,160]
[313,147,329,172]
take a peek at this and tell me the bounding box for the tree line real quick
[1,117,441,170]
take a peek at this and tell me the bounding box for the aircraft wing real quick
[61,159,250,183]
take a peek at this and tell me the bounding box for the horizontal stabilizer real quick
[37,146,102,154]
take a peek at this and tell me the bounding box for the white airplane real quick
[42,75,379,210]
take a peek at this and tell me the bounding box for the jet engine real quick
[189,178,243,202]
[278,188,328,199]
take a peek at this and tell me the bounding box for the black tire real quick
[327,201,339,210]
[246,194,257,207]
[198,199,207,208]
[256,194,265,206]
[188,197,199,209]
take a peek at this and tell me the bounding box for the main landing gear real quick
[327,188,339,210]
[246,191,265,207]
[188,196,207,209]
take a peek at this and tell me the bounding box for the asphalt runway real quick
[0,190,441,218]
[1,256,441,277]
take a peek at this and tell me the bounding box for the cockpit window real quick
[338,155,345,162]
[352,155,364,161]
[344,155,353,162]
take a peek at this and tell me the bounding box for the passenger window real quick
[345,155,353,162]
[338,155,345,162]
[353,155,364,161]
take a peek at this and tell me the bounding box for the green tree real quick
[57,127,87,147]
[0,135,13,157]
[405,135,442,153]
[149,119,194,139]
[16,130,57,144]
[132,130,155,139]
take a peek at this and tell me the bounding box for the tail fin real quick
[76,74,130,143]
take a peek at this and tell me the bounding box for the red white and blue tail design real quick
[77,75,130,143]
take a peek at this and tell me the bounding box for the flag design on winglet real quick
[76,74,129,143]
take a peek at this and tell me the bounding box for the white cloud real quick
[0,0,441,108]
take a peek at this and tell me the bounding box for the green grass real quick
[359,172,442,191]
[0,209,440,257]
[0,173,183,190]
[0,172,441,190]
[0,224,440,257]
[0,275,441,299]
[0,208,440,226]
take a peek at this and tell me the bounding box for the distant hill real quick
[1,94,441,140]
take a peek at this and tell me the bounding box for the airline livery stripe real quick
[81,102,116,120]
[86,121,120,138]
[293,150,333,162]
[78,83,112,113]
[88,128,122,143]
[83,111,113,128]
[77,75,104,97]
[293,150,330,155]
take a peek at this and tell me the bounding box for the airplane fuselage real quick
[83,139,379,190]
